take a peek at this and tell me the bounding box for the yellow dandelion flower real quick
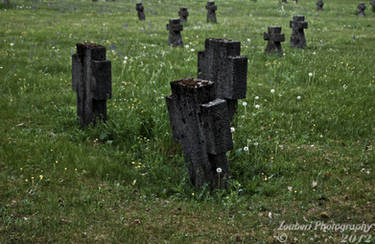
[39,175,43,180]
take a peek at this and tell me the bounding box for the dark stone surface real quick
[206,1,217,23]
[72,43,111,127]
[282,0,287,3]
[167,18,183,47]
[357,3,366,16]
[179,7,189,23]
[371,0,375,12]
[166,79,232,188]
[4,0,10,4]
[264,26,285,56]
[316,0,324,11]
[136,3,145,21]
[290,15,308,49]
[198,38,247,121]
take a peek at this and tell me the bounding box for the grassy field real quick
[1,0,375,242]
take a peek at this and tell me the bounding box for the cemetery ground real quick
[1,0,375,242]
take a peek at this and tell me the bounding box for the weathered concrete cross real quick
[167,18,183,47]
[136,3,145,21]
[206,1,217,23]
[264,26,285,56]
[72,43,111,127]
[179,7,189,23]
[290,15,308,49]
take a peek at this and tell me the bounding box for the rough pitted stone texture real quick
[206,1,217,23]
[166,79,233,188]
[136,3,145,21]
[357,3,366,16]
[72,43,111,127]
[316,0,324,11]
[167,18,183,47]
[290,15,308,49]
[198,38,248,121]
[179,7,189,23]
[264,26,285,56]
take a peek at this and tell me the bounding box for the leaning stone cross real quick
[166,79,233,188]
[72,43,112,127]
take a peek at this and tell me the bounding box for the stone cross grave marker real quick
[371,0,375,12]
[136,3,145,21]
[357,3,366,16]
[316,0,324,11]
[72,43,112,127]
[206,1,217,23]
[264,26,285,56]
[198,38,248,122]
[290,15,308,49]
[179,7,189,23]
[166,79,233,188]
[167,18,183,47]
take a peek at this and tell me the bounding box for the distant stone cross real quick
[264,26,285,56]
[167,19,183,47]
[72,43,112,127]
[166,79,233,188]
[179,7,189,23]
[198,38,248,121]
[136,3,145,21]
[357,3,366,16]
[206,1,217,23]
[316,0,324,11]
[290,15,308,49]
[371,0,375,12]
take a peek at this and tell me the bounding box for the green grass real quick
[1,0,375,242]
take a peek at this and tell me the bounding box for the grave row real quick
[135,2,216,24]
[69,0,372,188]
